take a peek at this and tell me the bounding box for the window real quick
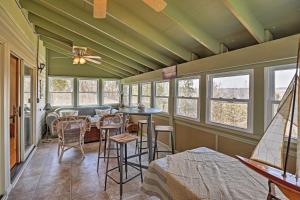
[155,81,169,113]
[122,84,130,106]
[130,84,139,106]
[102,80,120,104]
[207,70,253,132]
[265,64,296,137]
[78,79,98,106]
[141,82,152,108]
[49,77,74,106]
[175,77,200,119]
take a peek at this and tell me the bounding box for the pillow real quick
[59,110,79,117]
[95,109,111,117]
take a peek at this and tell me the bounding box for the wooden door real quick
[9,54,20,169]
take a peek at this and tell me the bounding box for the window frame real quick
[140,81,152,108]
[77,78,99,106]
[206,69,254,133]
[154,80,170,114]
[174,76,201,121]
[102,79,120,105]
[264,64,296,129]
[130,83,139,107]
[48,76,74,107]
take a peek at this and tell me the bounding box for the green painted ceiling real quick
[19,0,300,78]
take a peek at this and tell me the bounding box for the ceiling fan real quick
[51,46,102,65]
[72,46,102,65]
[93,0,167,18]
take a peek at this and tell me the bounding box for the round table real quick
[118,107,161,162]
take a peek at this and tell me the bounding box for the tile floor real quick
[8,138,165,200]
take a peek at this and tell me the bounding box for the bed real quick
[142,147,286,200]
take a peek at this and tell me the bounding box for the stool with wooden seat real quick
[96,114,122,173]
[104,133,143,198]
[137,120,154,154]
[153,125,175,160]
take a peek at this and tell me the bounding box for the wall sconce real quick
[38,63,46,73]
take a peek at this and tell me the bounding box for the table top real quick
[118,107,161,115]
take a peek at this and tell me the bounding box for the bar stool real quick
[137,120,154,153]
[153,125,175,160]
[104,133,143,198]
[97,114,122,173]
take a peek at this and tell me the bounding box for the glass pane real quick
[212,74,249,99]
[103,80,119,93]
[177,78,199,97]
[131,96,138,106]
[49,78,73,92]
[272,103,279,117]
[50,93,73,106]
[155,97,169,113]
[24,66,33,152]
[132,84,138,95]
[103,92,119,104]
[274,69,295,100]
[79,79,97,92]
[123,84,129,95]
[123,95,129,106]
[176,98,198,119]
[141,97,151,108]
[142,82,151,96]
[210,100,248,129]
[79,93,98,105]
[156,81,169,97]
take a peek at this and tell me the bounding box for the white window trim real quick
[206,69,254,133]
[102,79,120,105]
[174,76,201,121]
[48,76,75,107]
[154,80,170,114]
[140,81,152,108]
[77,78,99,106]
[130,83,139,107]
[122,84,130,107]
[264,64,296,130]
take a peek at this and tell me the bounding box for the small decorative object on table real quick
[137,103,145,111]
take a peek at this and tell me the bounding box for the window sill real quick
[174,115,200,123]
[206,120,253,134]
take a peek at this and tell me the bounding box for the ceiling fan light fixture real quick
[79,57,87,64]
[73,56,80,64]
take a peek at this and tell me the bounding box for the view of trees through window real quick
[103,80,120,104]
[209,74,250,130]
[141,82,152,108]
[78,79,98,105]
[155,81,169,113]
[122,84,130,106]
[49,77,73,106]
[131,84,139,106]
[176,78,199,119]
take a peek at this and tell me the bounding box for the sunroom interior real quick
[1,0,300,199]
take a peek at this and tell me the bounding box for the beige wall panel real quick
[218,136,255,158]
[175,123,215,151]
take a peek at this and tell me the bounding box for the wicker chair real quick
[57,118,87,162]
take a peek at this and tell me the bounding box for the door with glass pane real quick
[23,66,33,153]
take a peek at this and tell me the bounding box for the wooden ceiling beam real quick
[20,0,156,71]
[43,42,124,78]
[28,13,148,74]
[40,35,136,76]
[36,0,174,66]
[104,0,194,61]
[223,0,273,43]
[162,3,226,54]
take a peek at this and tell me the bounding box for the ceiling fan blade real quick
[85,58,102,64]
[94,0,107,18]
[84,55,102,59]
[143,0,167,12]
